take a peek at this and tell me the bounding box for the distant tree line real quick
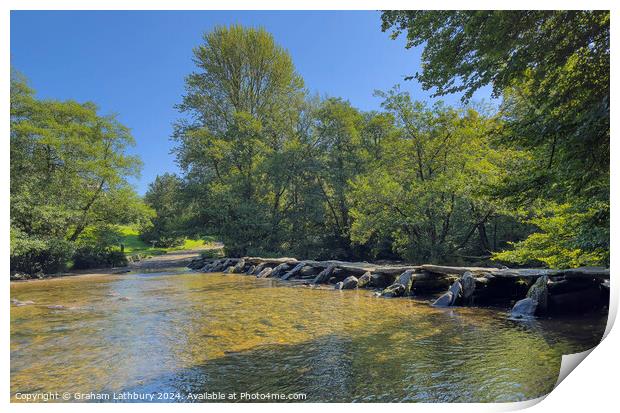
[145,14,608,268]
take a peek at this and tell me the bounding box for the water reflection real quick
[11,271,607,402]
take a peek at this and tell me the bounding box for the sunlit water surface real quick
[11,270,606,402]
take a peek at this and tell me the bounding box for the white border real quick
[2,2,618,412]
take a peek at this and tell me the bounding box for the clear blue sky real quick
[10,10,492,194]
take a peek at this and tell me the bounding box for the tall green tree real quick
[312,98,366,257]
[173,25,307,256]
[350,87,522,262]
[10,70,150,274]
[141,173,187,247]
[381,11,609,267]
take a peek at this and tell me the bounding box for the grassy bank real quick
[118,226,215,260]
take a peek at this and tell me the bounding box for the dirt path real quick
[129,242,223,270]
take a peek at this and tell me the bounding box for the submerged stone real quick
[232,259,246,273]
[187,258,207,270]
[448,280,463,298]
[299,265,317,277]
[271,263,291,278]
[381,283,405,298]
[461,272,476,305]
[313,264,336,284]
[510,275,549,318]
[395,270,415,296]
[342,276,358,289]
[11,299,35,306]
[253,263,266,275]
[200,263,213,272]
[432,291,454,307]
[282,263,306,280]
[380,270,415,298]
[357,271,372,288]
[432,280,463,307]
[510,297,536,318]
[526,275,549,313]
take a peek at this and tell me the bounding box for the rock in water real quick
[253,263,266,275]
[381,283,405,298]
[11,299,35,306]
[510,275,549,318]
[460,272,476,305]
[208,259,225,272]
[256,267,273,278]
[271,263,291,278]
[200,262,213,272]
[357,271,372,288]
[449,280,463,298]
[527,275,549,313]
[432,291,454,307]
[232,259,246,273]
[432,280,462,307]
[379,270,415,298]
[219,259,232,272]
[299,265,316,277]
[341,276,358,289]
[510,297,537,318]
[395,270,415,296]
[281,263,305,280]
[313,264,335,284]
[334,282,344,290]
[187,258,206,269]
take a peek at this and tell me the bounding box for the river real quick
[10,268,607,402]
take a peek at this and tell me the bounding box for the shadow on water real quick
[11,272,607,403]
[111,312,605,403]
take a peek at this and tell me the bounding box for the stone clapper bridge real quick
[188,257,610,318]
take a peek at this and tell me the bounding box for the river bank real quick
[191,256,610,318]
[10,248,210,282]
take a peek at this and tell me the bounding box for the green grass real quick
[171,238,206,251]
[117,226,213,259]
[118,226,151,253]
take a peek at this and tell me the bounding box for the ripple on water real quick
[11,271,607,402]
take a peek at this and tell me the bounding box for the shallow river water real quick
[11,269,607,402]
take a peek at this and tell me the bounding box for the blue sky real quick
[10,10,492,194]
